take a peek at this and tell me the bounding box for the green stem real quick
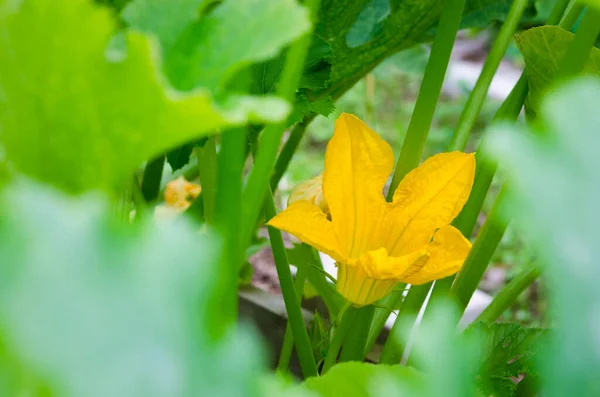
[560,1,584,31]
[207,128,246,339]
[448,0,529,151]
[364,286,406,355]
[197,137,218,223]
[265,188,318,378]
[387,0,467,198]
[380,284,430,364]
[557,7,600,79]
[277,263,308,372]
[476,265,541,323]
[339,305,375,362]
[451,187,509,311]
[547,0,573,25]
[241,0,320,246]
[321,305,357,374]
[270,116,315,192]
[140,154,165,202]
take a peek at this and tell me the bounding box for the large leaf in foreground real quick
[488,77,600,397]
[0,183,263,397]
[301,362,425,396]
[0,0,289,194]
[515,26,600,117]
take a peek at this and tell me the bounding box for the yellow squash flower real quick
[268,113,475,306]
[287,173,328,214]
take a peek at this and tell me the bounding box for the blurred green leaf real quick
[466,322,547,396]
[124,0,311,93]
[515,26,600,118]
[0,0,291,194]
[166,143,195,172]
[239,261,254,286]
[0,182,264,397]
[488,77,600,397]
[301,362,425,396]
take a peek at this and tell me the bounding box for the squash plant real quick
[0,0,599,396]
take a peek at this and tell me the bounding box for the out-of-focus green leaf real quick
[0,0,291,194]
[124,0,311,93]
[515,26,600,118]
[166,143,196,172]
[0,182,264,397]
[488,77,600,397]
[301,362,425,396]
[466,322,547,396]
[239,260,254,286]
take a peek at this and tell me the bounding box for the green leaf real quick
[311,0,534,99]
[166,142,195,172]
[0,182,264,397]
[0,0,290,194]
[465,322,547,396]
[515,26,600,118]
[301,362,426,396]
[487,77,600,397]
[124,0,311,92]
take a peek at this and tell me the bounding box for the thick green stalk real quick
[265,189,318,378]
[560,1,584,30]
[548,0,575,26]
[197,137,218,223]
[387,0,467,197]
[277,263,308,372]
[321,305,357,374]
[380,284,430,364]
[364,286,407,354]
[339,305,375,362]
[476,265,541,323]
[448,0,529,151]
[556,7,600,79]
[241,0,320,245]
[207,128,246,339]
[140,154,165,202]
[270,116,315,192]
[451,187,509,311]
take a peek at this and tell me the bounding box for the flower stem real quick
[364,286,406,355]
[339,305,375,362]
[380,283,431,364]
[277,262,308,373]
[321,304,357,374]
[241,0,320,246]
[140,154,165,202]
[557,6,600,80]
[386,0,467,198]
[264,188,318,378]
[206,128,246,339]
[451,187,509,311]
[270,116,315,192]
[448,0,529,151]
[197,137,218,223]
[476,265,541,323]
[560,1,584,30]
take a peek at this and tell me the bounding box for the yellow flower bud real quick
[287,173,328,214]
[164,176,202,210]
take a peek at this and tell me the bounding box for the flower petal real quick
[404,225,472,285]
[355,247,429,281]
[336,263,396,306]
[323,113,394,258]
[267,200,345,263]
[385,152,475,256]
